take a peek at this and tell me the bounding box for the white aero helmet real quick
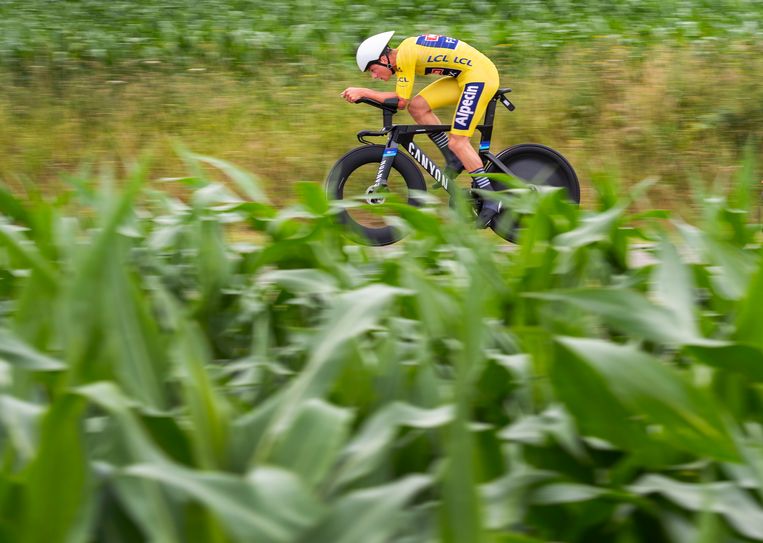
[356,30,396,72]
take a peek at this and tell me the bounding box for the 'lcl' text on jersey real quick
[426,55,473,66]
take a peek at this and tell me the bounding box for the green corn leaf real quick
[629,474,763,540]
[553,204,626,249]
[734,254,763,349]
[332,403,454,490]
[75,382,169,464]
[75,382,180,541]
[0,328,65,371]
[258,268,339,297]
[555,337,739,462]
[0,395,44,463]
[528,288,699,345]
[295,181,330,215]
[529,482,610,505]
[385,201,445,240]
[549,336,660,458]
[189,154,271,204]
[102,242,169,410]
[229,394,282,472]
[443,416,482,543]
[0,183,30,225]
[498,405,588,462]
[65,163,147,381]
[399,262,459,340]
[440,266,491,543]
[172,320,232,469]
[270,399,352,488]
[480,466,556,530]
[685,343,763,382]
[140,412,196,467]
[298,476,430,543]
[652,238,697,337]
[19,395,90,543]
[123,463,323,543]
[193,217,232,315]
[190,182,244,210]
[10,265,60,349]
[254,284,405,464]
[0,222,57,288]
[676,222,756,300]
[102,473,184,543]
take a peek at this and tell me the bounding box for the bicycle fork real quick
[373,140,399,189]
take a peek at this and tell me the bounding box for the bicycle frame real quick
[357,90,516,197]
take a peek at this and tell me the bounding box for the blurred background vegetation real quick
[0,0,762,214]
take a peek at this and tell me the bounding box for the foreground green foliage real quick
[0,152,762,541]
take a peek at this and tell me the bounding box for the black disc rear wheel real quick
[484,143,580,241]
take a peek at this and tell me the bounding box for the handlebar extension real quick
[356,90,514,130]
[356,97,399,113]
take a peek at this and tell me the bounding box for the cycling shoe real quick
[475,200,502,229]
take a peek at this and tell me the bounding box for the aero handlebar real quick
[356,97,399,113]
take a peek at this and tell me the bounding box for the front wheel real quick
[325,145,427,246]
[484,143,580,241]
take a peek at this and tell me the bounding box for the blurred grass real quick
[1,40,762,217]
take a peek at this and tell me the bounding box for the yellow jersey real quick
[394,34,496,100]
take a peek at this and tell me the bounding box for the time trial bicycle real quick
[325,87,580,245]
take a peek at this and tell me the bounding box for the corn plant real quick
[1,151,763,541]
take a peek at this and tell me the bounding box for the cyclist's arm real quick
[341,88,408,109]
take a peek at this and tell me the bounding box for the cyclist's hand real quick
[341,87,366,103]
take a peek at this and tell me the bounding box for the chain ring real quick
[365,184,388,205]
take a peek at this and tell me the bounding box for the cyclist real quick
[342,31,501,228]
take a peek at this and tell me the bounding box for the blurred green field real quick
[2,39,762,217]
[2,5,763,540]
[2,0,762,69]
[0,1,762,211]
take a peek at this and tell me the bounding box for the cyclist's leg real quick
[448,66,500,169]
[410,76,460,123]
[448,70,499,150]
[413,77,463,170]
[447,68,500,226]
